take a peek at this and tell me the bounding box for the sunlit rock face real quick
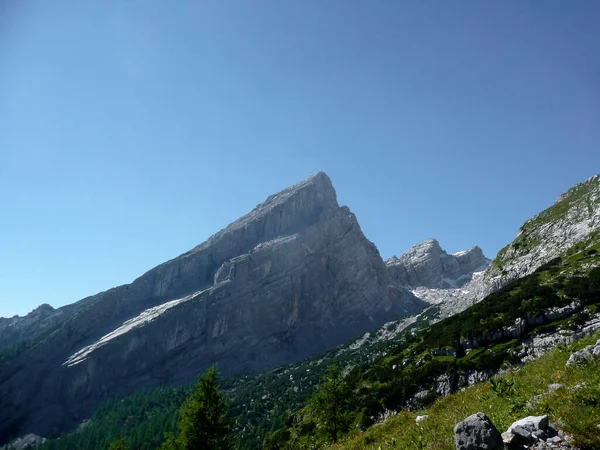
[386,239,489,289]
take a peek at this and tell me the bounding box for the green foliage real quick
[333,335,600,450]
[490,377,515,397]
[108,437,129,450]
[164,365,231,450]
[41,385,189,450]
[307,365,355,443]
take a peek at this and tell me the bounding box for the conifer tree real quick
[161,365,230,450]
[308,364,354,443]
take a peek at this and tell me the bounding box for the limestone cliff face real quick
[0,172,424,443]
[481,174,600,295]
[386,239,489,289]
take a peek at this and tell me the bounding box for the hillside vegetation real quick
[331,333,600,450]
[267,236,600,448]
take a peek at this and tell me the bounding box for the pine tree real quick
[308,364,354,443]
[161,365,230,450]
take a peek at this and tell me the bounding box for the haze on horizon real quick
[2,0,600,317]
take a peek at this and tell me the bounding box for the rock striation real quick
[0,172,425,444]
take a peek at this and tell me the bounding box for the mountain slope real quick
[0,172,424,445]
[29,172,600,450]
[484,174,600,293]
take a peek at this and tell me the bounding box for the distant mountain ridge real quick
[386,238,489,289]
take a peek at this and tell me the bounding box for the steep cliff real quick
[0,172,424,443]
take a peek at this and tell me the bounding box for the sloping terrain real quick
[36,232,600,450]
[0,172,425,445]
[484,174,600,294]
[333,333,600,450]
[5,173,600,450]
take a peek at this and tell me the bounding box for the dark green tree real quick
[161,365,230,450]
[308,364,354,443]
[108,437,129,450]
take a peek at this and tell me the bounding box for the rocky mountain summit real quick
[385,239,490,321]
[387,239,489,289]
[341,174,600,355]
[0,172,425,444]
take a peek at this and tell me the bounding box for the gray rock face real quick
[483,174,600,296]
[0,172,425,444]
[0,305,58,352]
[454,412,503,450]
[503,415,550,448]
[0,433,46,450]
[507,415,549,435]
[387,239,489,289]
[0,301,100,353]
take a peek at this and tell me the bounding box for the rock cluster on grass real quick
[455,413,577,450]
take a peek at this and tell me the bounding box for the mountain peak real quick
[555,173,600,204]
[387,239,488,289]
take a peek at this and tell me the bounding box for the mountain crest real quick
[387,239,489,289]
[487,173,600,289]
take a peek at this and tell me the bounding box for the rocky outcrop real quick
[566,338,600,367]
[0,172,425,444]
[456,413,575,450]
[387,239,489,289]
[0,433,46,450]
[483,174,600,296]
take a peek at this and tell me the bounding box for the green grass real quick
[331,334,600,450]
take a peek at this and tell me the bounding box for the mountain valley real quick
[2,172,600,450]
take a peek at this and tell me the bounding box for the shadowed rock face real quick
[0,172,425,443]
[386,239,489,289]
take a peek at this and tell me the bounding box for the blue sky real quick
[1,1,599,317]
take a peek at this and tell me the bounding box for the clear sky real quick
[1,1,599,318]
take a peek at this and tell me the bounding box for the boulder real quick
[508,415,549,434]
[503,415,549,447]
[454,412,503,450]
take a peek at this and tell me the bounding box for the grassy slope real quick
[332,334,600,450]
[492,175,599,272]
